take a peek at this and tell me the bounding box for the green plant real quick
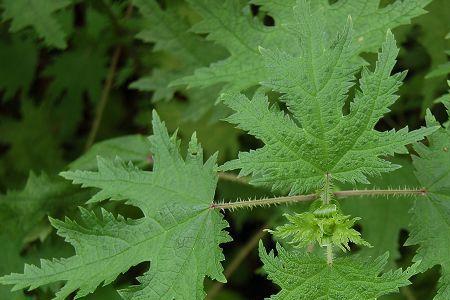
[0,0,449,299]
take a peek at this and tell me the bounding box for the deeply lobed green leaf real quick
[220,4,437,194]
[406,106,450,300]
[273,208,370,251]
[0,112,231,299]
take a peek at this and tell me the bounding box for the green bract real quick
[272,203,370,251]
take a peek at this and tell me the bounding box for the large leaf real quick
[0,112,231,299]
[220,5,437,194]
[406,108,450,299]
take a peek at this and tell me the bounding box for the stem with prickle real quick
[323,173,332,204]
[211,188,427,210]
[322,173,334,264]
[326,244,334,265]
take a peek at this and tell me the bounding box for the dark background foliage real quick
[0,0,448,299]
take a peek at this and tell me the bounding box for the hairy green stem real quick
[211,194,318,210]
[211,188,427,210]
[334,188,427,197]
[326,244,334,265]
[322,174,335,264]
[322,173,332,204]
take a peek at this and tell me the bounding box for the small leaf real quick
[272,207,370,251]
